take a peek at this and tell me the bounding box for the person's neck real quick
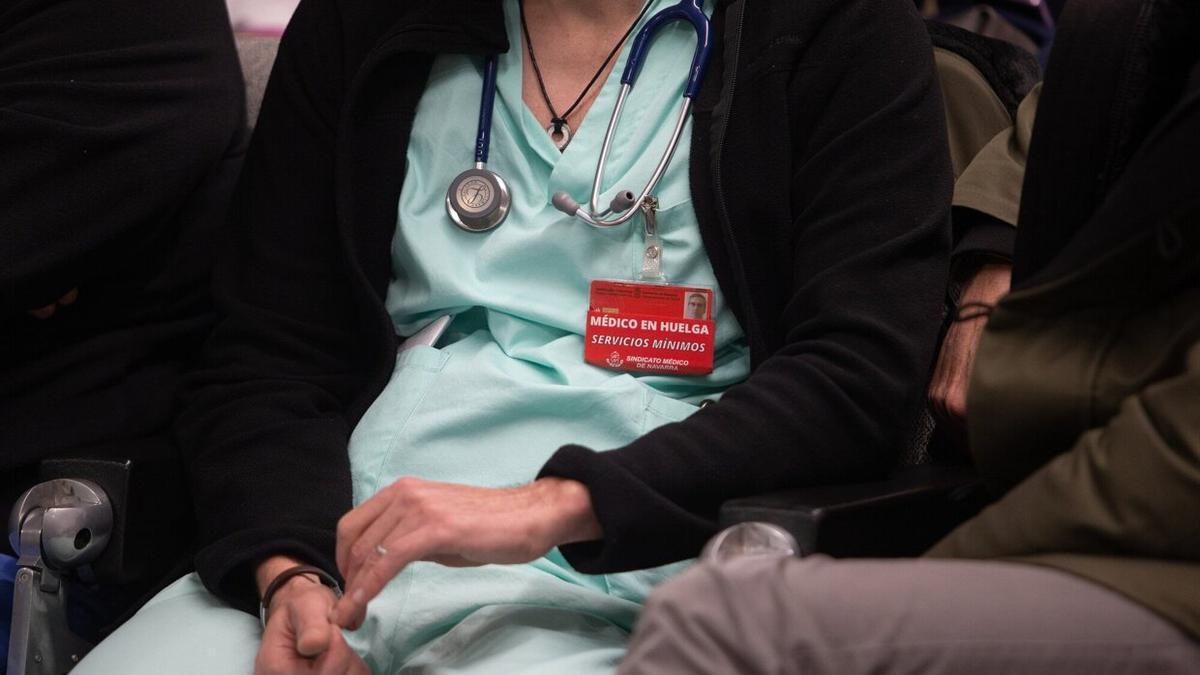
[518,0,650,143]
[524,0,647,28]
[522,0,647,41]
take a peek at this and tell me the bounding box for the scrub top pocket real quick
[601,391,700,605]
[640,390,700,435]
[348,345,450,504]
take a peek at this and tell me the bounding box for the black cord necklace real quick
[519,0,654,151]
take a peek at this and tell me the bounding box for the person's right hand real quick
[928,262,1011,443]
[254,558,368,675]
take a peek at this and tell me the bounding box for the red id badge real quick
[585,280,715,375]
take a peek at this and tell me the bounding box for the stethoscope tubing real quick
[620,0,712,98]
[580,0,711,226]
[460,0,713,230]
[583,93,692,227]
[475,56,500,165]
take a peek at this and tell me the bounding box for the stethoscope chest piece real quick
[446,165,510,233]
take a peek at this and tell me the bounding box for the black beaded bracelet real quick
[953,300,995,322]
[259,565,343,628]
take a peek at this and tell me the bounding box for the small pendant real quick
[547,121,572,151]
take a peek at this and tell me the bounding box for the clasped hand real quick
[928,262,1012,438]
[255,477,598,674]
[257,572,366,675]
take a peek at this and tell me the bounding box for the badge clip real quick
[639,196,666,283]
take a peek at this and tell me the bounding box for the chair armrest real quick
[37,460,131,584]
[6,457,191,674]
[39,457,190,585]
[719,465,989,558]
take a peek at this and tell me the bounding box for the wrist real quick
[257,563,342,628]
[256,555,311,599]
[958,262,1012,305]
[531,477,603,545]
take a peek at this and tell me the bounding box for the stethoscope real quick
[446,0,713,233]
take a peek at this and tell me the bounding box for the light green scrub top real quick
[346,1,748,671]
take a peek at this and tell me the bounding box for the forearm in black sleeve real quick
[952,207,1016,263]
[176,0,362,613]
[542,0,952,573]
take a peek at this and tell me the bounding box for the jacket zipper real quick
[710,0,765,359]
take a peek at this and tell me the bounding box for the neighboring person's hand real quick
[929,262,1012,435]
[330,477,602,630]
[28,288,79,319]
[255,556,368,675]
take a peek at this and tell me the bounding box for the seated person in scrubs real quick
[76,0,962,673]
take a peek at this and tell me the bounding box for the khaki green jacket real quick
[928,221,1200,640]
[951,83,1039,228]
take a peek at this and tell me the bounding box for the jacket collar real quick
[369,0,736,58]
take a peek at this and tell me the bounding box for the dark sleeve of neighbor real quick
[542,0,952,572]
[174,0,358,613]
[953,207,1015,262]
[0,0,244,315]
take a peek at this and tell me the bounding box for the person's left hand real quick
[255,572,367,675]
[929,262,1012,436]
[28,288,79,319]
[330,476,602,630]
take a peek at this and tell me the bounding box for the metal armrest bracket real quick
[7,479,113,675]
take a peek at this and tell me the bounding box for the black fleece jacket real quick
[1,0,244,518]
[179,0,952,612]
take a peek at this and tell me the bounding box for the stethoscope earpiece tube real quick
[552,192,582,215]
[570,0,713,228]
[609,190,638,213]
[551,190,638,222]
